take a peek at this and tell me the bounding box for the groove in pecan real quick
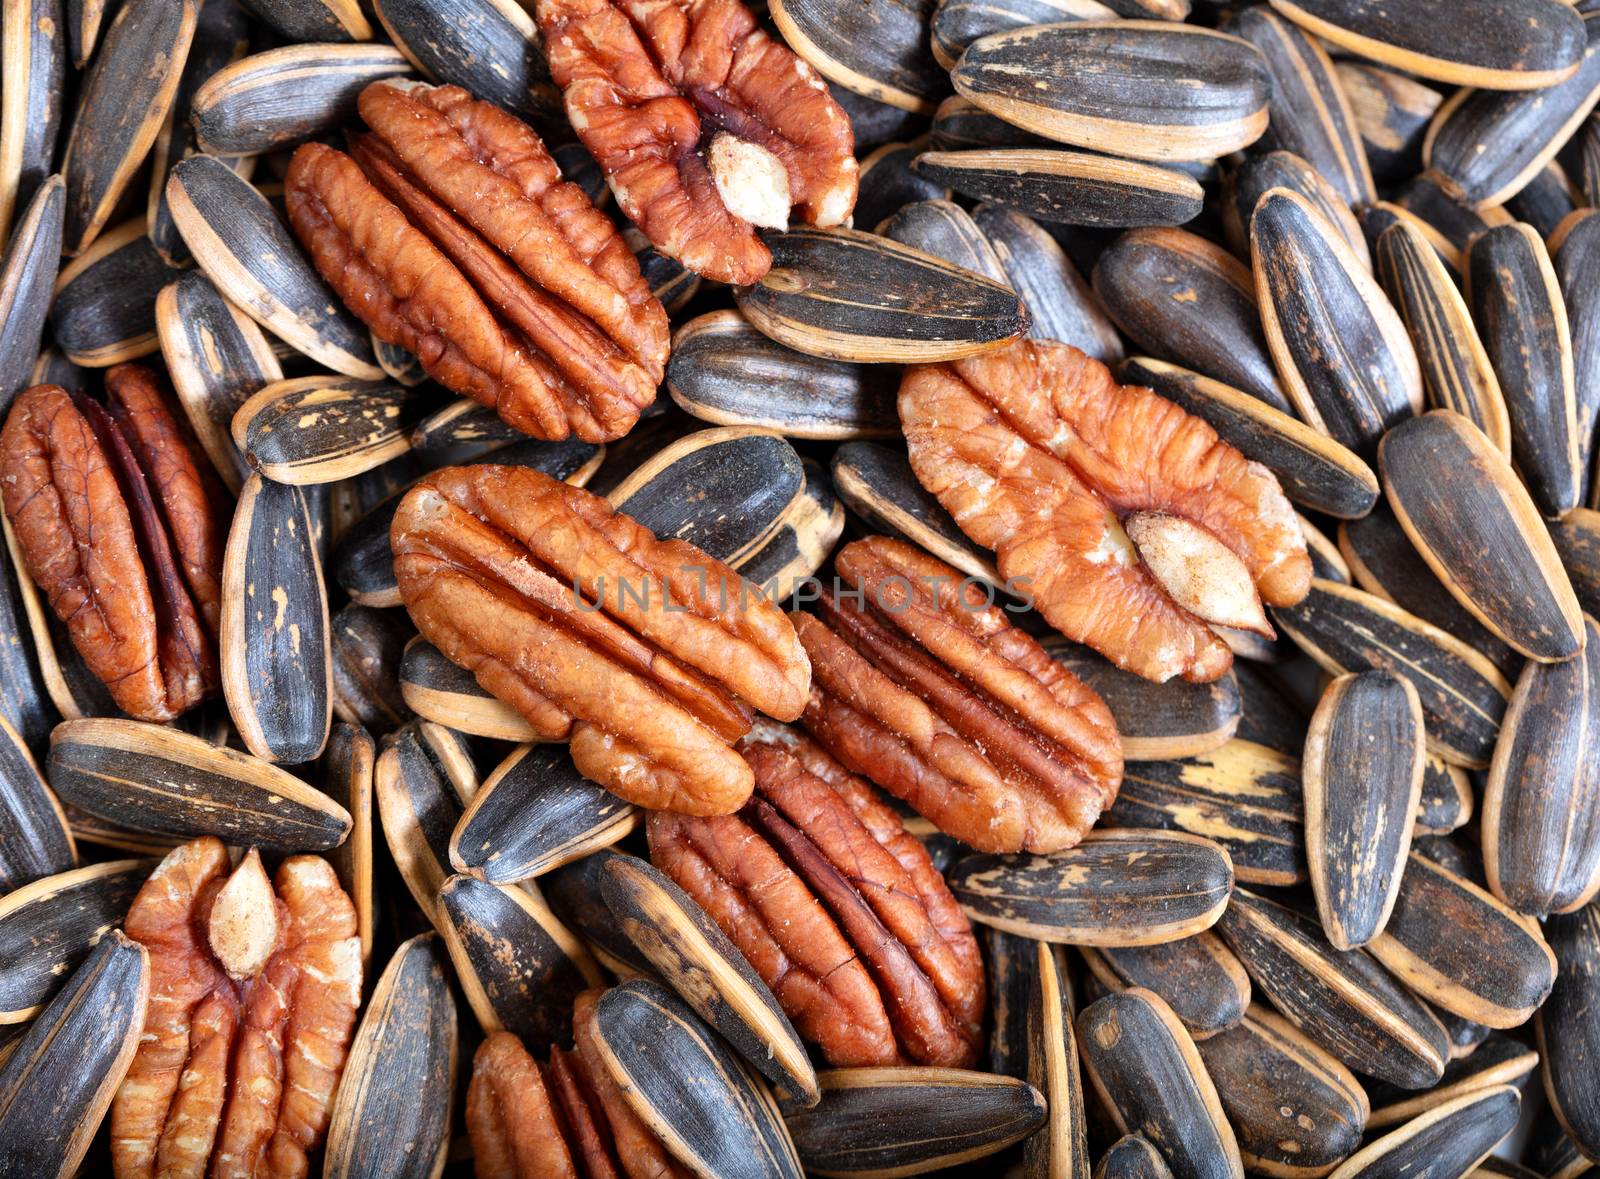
[792,535,1122,854]
[649,725,986,1067]
[390,464,811,815]
[536,0,858,284]
[285,81,667,444]
[466,996,692,1179]
[109,836,361,1179]
[0,368,224,722]
[899,340,1312,683]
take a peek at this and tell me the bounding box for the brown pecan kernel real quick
[285,81,668,444]
[0,368,225,722]
[649,725,986,1068]
[899,340,1313,684]
[390,464,811,815]
[535,0,858,284]
[791,535,1123,855]
[466,994,691,1179]
[109,837,361,1179]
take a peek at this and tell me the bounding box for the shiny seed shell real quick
[912,149,1205,228]
[1080,933,1250,1040]
[1537,904,1600,1160]
[0,178,64,409]
[1365,1034,1539,1131]
[1325,1086,1520,1179]
[49,218,174,367]
[768,0,945,113]
[398,637,536,741]
[374,719,477,928]
[372,0,558,126]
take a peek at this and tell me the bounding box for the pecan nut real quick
[792,534,1123,854]
[0,366,226,721]
[467,991,691,1179]
[648,723,986,1068]
[285,80,669,444]
[109,837,362,1179]
[899,340,1313,683]
[390,464,811,815]
[535,0,858,284]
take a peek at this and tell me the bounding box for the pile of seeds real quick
[0,0,1598,1177]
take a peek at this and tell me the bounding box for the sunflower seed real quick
[330,603,414,733]
[1380,411,1584,661]
[1554,212,1600,499]
[542,849,653,977]
[931,95,1051,151]
[1550,507,1600,617]
[1423,13,1600,208]
[881,198,1009,282]
[1366,1034,1540,1131]
[1272,579,1511,768]
[1417,757,1474,835]
[239,0,370,40]
[1393,172,1511,257]
[1093,227,1292,414]
[231,376,422,486]
[47,717,351,850]
[322,933,456,1179]
[450,743,636,884]
[1324,1086,1520,1179]
[437,873,603,1051]
[913,149,1205,228]
[190,44,413,156]
[49,218,176,367]
[948,829,1235,946]
[0,0,64,246]
[374,719,477,927]
[1216,886,1449,1089]
[1195,1004,1368,1178]
[1537,903,1600,1161]
[0,177,63,411]
[930,0,1115,70]
[1096,1136,1174,1179]
[1080,933,1249,1040]
[167,154,382,379]
[372,0,560,127]
[1336,63,1441,185]
[769,0,944,114]
[971,204,1122,359]
[319,722,374,969]
[735,458,846,603]
[1227,150,1368,270]
[952,22,1269,163]
[1268,0,1586,89]
[1303,671,1425,950]
[1120,356,1379,519]
[780,1067,1048,1177]
[1482,616,1600,916]
[592,977,805,1179]
[1078,989,1242,1179]
[667,310,900,440]
[0,713,73,895]
[735,226,1029,363]
[1508,161,1582,238]
[0,930,146,1179]
[398,637,536,741]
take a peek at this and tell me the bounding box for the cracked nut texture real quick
[109,837,361,1179]
[900,340,1312,683]
[0,367,226,722]
[467,992,691,1179]
[649,724,986,1067]
[795,535,1123,854]
[536,0,858,284]
[285,80,668,444]
[390,463,811,815]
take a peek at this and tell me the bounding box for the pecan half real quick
[467,991,691,1179]
[0,367,226,721]
[109,837,362,1179]
[535,0,858,284]
[649,723,986,1068]
[285,80,668,444]
[792,535,1122,854]
[390,464,811,815]
[899,340,1313,683]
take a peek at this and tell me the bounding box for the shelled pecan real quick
[467,990,691,1179]
[534,0,858,284]
[789,535,1122,854]
[900,340,1312,683]
[285,80,668,444]
[390,463,811,815]
[649,723,986,1067]
[108,836,361,1179]
[0,366,226,721]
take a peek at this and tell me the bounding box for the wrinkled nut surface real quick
[109,836,362,1179]
[390,463,811,815]
[0,366,226,721]
[286,80,669,444]
[899,340,1312,683]
[467,992,690,1179]
[649,724,986,1067]
[794,534,1123,853]
[535,0,858,284]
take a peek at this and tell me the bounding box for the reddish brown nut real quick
[649,725,986,1068]
[792,535,1122,854]
[900,340,1313,684]
[466,992,691,1179]
[109,837,361,1179]
[285,80,668,444]
[535,0,858,284]
[390,464,811,815]
[0,367,226,721]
